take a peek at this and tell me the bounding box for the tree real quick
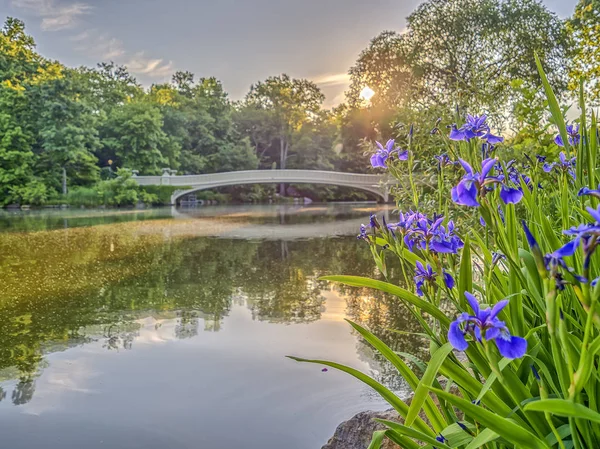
[568,0,600,103]
[0,18,62,205]
[348,0,571,125]
[100,101,168,174]
[347,31,414,111]
[404,0,571,116]
[243,75,325,195]
[31,71,101,191]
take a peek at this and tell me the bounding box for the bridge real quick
[132,169,394,204]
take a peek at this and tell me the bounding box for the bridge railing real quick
[133,169,387,187]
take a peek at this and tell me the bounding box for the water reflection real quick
[0,204,422,446]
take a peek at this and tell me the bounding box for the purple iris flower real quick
[370,139,408,169]
[449,114,504,144]
[448,292,527,359]
[562,205,600,276]
[543,152,576,178]
[434,153,456,169]
[414,261,455,296]
[451,158,497,206]
[357,224,368,241]
[523,221,588,290]
[404,216,464,254]
[492,252,506,266]
[536,154,547,163]
[554,124,580,147]
[369,214,379,229]
[388,210,428,235]
[579,185,600,199]
[451,158,523,207]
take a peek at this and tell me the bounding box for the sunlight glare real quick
[359,86,375,102]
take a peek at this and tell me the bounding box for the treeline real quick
[0,0,597,205]
[0,19,358,206]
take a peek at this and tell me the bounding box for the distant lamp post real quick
[359,86,375,103]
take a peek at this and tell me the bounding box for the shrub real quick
[139,185,185,205]
[290,60,600,448]
[97,168,139,206]
[66,187,101,207]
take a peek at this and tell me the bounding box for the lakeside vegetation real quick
[286,1,600,448]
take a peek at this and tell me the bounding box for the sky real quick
[0,0,579,106]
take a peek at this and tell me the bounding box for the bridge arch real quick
[132,170,392,203]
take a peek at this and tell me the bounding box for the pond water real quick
[0,204,421,449]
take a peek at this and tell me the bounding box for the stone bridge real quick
[132,169,394,204]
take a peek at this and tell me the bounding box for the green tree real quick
[100,101,168,174]
[0,18,62,205]
[31,71,101,191]
[166,73,257,174]
[242,75,325,195]
[402,0,570,116]
[568,0,600,103]
[348,0,571,123]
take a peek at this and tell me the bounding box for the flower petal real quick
[385,139,395,152]
[553,238,580,257]
[449,126,467,141]
[457,158,474,175]
[489,300,508,319]
[465,292,480,316]
[448,321,469,351]
[587,206,600,224]
[451,180,479,207]
[443,271,455,289]
[495,335,527,359]
[484,133,504,144]
[499,186,523,205]
[554,135,564,147]
[481,158,497,179]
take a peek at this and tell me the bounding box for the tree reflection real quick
[12,379,35,405]
[0,217,419,403]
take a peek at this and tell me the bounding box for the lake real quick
[0,204,421,449]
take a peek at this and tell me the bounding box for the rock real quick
[321,409,400,449]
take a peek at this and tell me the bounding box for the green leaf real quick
[395,351,427,375]
[474,358,512,404]
[440,422,476,447]
[346,320,446,432]
[375,419,451,449]
[535,53,569,152]
[524,399,600,423]
[383,429,420,449]
[438,358,515,420]
[464,428,500,449]
[459,236,473,305]
[405,343,453,428]
[545,424,571,447]
[319,275,450,325]
[367,430,387,449]
[428,387,549,449]
[287,356,434,436]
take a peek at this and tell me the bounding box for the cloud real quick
[13,0,174,80]
[312,73,351,108]
[12,0,93,31]
[74,30,174,79]
[312,72,351,87]
[73,33,125,60]
[124,52,174,78]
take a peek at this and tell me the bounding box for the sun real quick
[359,86,375,102]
